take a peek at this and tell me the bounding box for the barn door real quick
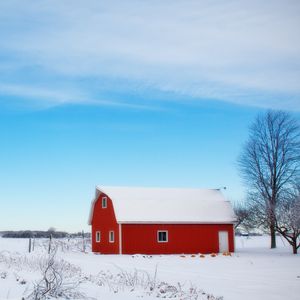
[218,231,229,253]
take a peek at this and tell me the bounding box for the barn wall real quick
[91,193,119,254]
[122,224,234,254]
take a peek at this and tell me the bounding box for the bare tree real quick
[233,202,254,232]
[238,110,300,248]
[47,227,56,233]
[275,191,300,254]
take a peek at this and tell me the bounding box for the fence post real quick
[82,230,86,252]
[48,234,52,254]
[28,238,32,253]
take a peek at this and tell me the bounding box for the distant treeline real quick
[0,231,91,238]
[235,230,262,236]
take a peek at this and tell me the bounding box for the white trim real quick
[95,231,101,243]
[119,224,122,254]
[102,196,107,208]
[88,188,101,225]
[157,230,168,243]
[233,226,235,252]
[109,230,115,243]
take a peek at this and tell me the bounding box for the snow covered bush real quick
[88,266,223,300]
[0,250,41,272]
[0,270,7,279]
[25,249,85,300]
[37,237,91,253]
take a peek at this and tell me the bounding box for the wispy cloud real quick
[0,83,160,111]
[0,0,299,110]
[0,83,76,104]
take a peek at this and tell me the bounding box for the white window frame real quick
[96,231,101,243]
[102,196,107,208]
[157,230,168,243]
[109,231,115,243]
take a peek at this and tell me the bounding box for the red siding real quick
[91,193,235,254]
[91,194,119,254]
[121,224,234,254]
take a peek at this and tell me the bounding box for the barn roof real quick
[88,186,236,224]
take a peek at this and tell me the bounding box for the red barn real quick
[88,186,236,254]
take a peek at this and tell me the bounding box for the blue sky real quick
[0,0,300,232]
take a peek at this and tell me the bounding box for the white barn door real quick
[218,231,229,253]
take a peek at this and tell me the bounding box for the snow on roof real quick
[88,186,236,224]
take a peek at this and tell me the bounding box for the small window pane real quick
[109,231,115,243]
[158,231,168,242]
[102,197,107,208]
[96,231,101,243]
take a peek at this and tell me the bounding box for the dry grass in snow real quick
[0,236,299,300]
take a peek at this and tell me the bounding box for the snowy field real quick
[0,236,299,300]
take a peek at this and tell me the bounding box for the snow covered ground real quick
[0,235,299,300]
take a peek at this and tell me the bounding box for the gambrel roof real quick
[88,186,236,224]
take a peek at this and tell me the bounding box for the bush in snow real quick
[25,249,85,300]
[0,251,41,272]
[88,266,223,300]
[37,237,91,253]
[0,270,7,279]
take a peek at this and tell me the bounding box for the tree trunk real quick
[270,224,276,248]
[292,241,297,254]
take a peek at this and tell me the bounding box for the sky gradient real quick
[0,0,299,232]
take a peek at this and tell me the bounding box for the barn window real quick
[109,231,115,243]
[157,231,168,243]
[96,231,101,243]
[102,197,107,208]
